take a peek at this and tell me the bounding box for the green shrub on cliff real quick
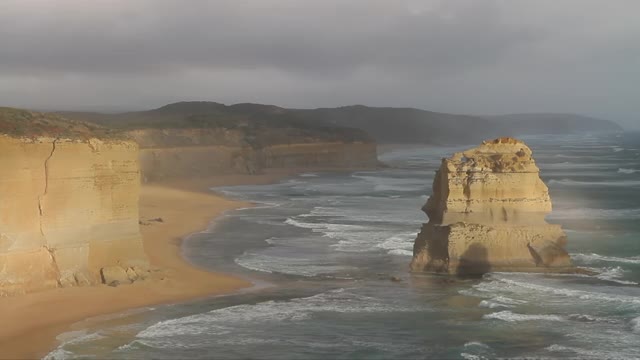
[0,107,125,140]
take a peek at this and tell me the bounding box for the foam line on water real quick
[571,253,640,265]
[483,310,564,322]
[134,288,430,348]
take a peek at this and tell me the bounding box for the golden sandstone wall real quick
[0,136,147,295]
[410,138,571,275]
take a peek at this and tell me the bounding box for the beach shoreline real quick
[0,170,312,359]
[0,167,372,359]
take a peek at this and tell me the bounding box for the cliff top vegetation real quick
[0,107,124,140]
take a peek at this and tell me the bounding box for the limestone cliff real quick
[0,109,148,295]
[126,128,377,182]
[410,137,571,275]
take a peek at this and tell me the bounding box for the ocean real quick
[47,132,640,359]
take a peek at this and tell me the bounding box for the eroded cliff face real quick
[0,135,147,295]
[410,137,571,275]
[128,129,378,182]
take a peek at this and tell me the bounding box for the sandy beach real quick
[0,172,295,359]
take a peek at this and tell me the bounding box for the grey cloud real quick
[0,0,638,129]
[0,0,533,77]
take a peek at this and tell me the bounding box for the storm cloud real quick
[1,0,638,128]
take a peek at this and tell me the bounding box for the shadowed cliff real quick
[60,102,380,181]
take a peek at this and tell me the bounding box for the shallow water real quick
[47,132,640,359]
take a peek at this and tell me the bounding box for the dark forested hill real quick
[59,102,623,145]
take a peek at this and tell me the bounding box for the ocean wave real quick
[460,353,486,360]
[388,249,414,256]
[618,168,639,174]
[631,316,640,333]
[478,300,511,309]
[483,310,563,322]
[545,344,605,358]
[44,331,106,360]
[548,208,640,220]
[43,349,76,360]
[351,174,426,192]
[571,253,640,265]
[298,206,421,225]
[589,267,640,286]
[466,273,640,308]
[612,146,624,152]
[478,296,527,309]
[464,341,490,349]
[235,252,352,277]
[376,232,416,256]
[285,214,419,254]
[542,161,610,170]
[549,178,640,187]
[135,288,429,347]
[299,173,319,177]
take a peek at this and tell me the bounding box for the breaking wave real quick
[571,253,640,265]
[483,310,564,322]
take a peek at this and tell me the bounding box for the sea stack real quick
[410,137,571,275]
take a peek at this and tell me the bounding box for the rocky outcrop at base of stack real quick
[410,137,571,276]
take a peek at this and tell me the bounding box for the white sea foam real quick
[285,212,419,255]
[299,173,319,177]
[546,344,599,357]
[571,253,640,265]
[235,252,352,277]
[478,296,527,309]
[136,288,428,347]
[478,300,511,309]
[483,310,564,322]
[387,249,414,256]
[465,273,640,309]
[460,353,484,360]
[593,267,638,285]
[376,232,416,256]
[43,348,76,360]
[631,316,640,333]
[464,341,490,349]
[618,168,639,174]
[44,331,106,360]
[612,146,624,152]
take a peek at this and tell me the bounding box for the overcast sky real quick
[1,0,638,128]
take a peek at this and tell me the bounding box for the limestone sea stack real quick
[410,137,571,275]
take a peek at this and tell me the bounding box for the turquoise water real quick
[47,132,640,359]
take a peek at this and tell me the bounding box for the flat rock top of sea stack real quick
[448,137,538,174]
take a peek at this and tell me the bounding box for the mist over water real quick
[48,132,640,360]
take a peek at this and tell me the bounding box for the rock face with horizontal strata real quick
[0,135,148,295]
[410,137,571,275]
